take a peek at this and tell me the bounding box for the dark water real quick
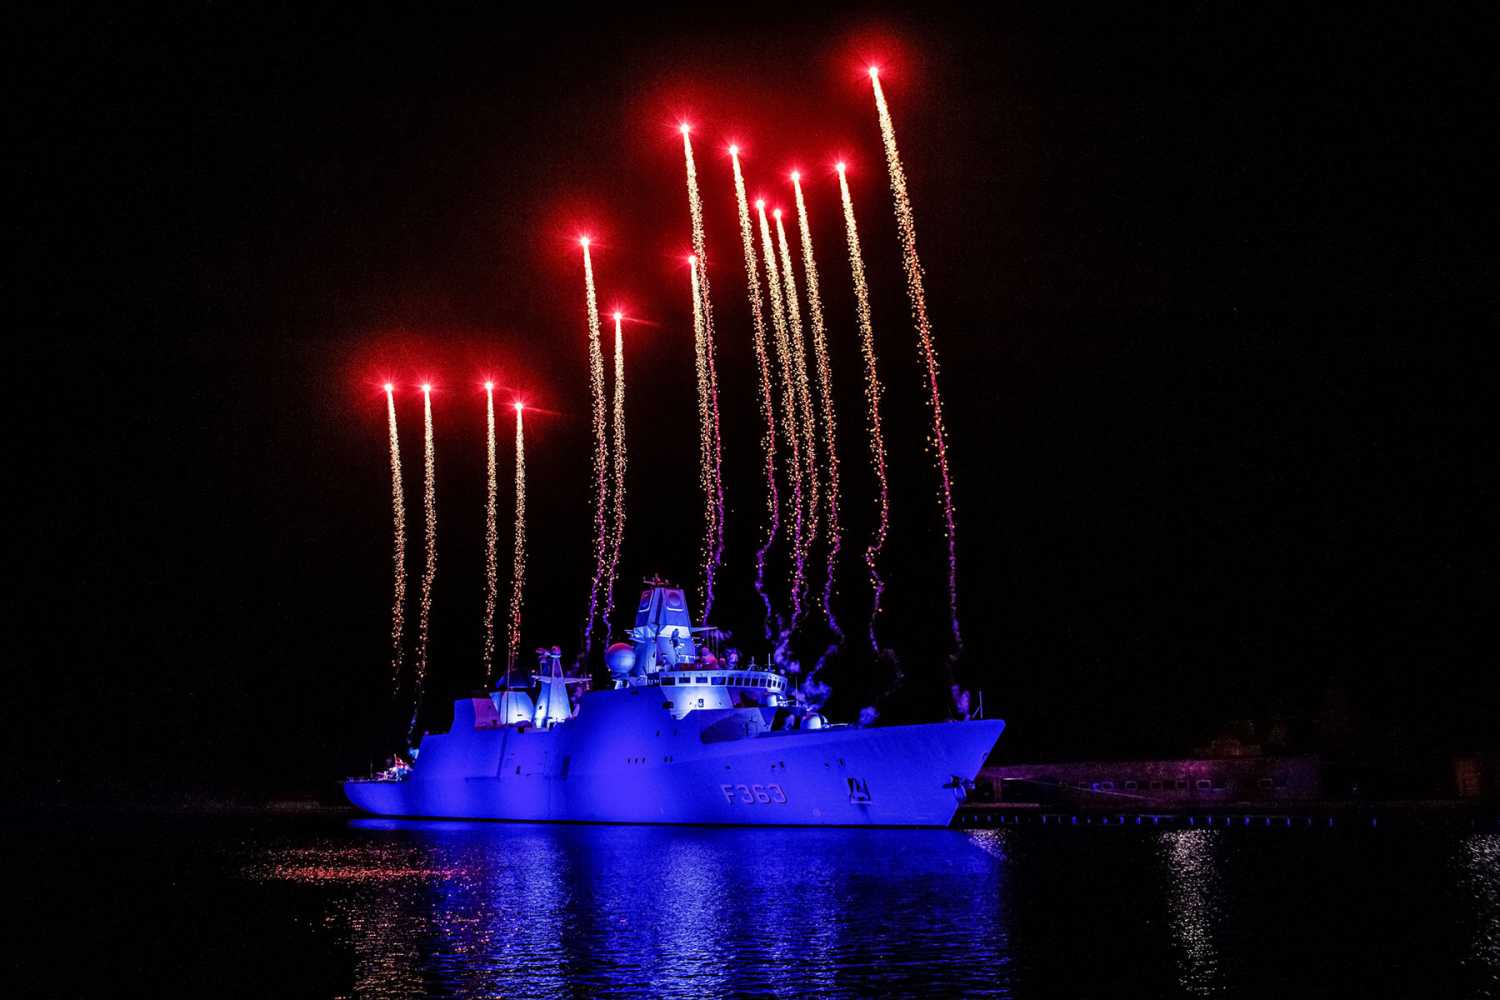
[9,814,1498,998]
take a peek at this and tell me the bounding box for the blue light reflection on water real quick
[231,822,1500,999]
[278,821,1012,999]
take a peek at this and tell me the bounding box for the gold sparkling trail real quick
[410,387,437,742]
[871,71,963,655]
[602,312,627,641]
[758,200,805,632]
[688,255,718,614]
[580,242,609,661]
[792,174,845,652]
[384,387,406,692]
[506,405,526,674]
[682,133,726,619]
[775,210,820,580]
[482,386,498,680]
[730,147,780,637]
[838,167,892,654]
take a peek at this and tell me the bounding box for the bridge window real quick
[712,676,727,685]
[660,677,674,685]
[695,677,708,684]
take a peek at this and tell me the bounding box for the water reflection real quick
[1460,834,1500,992]
[254,821,1010,999]
[1158,830,1223,994]
[235,820,1500,998]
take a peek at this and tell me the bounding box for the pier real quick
[954,801,1500,831]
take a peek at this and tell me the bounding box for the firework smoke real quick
[791,173,845,657]
[837,165,892,654]
[729,146,780,637]
[602,311,627,640]
[871,69,962,655]
[681,128,725,619]
[384,385,406,692]
[580,240,609,661]
[410,385,438,743]
[506,403,527,674]
[482,384,498,679]
[774,209,820,576]
[757,200,806,631]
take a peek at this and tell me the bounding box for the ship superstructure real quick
[346,581,1003,826]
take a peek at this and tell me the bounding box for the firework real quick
[681,128,725,617]
[579,239,609,662]
[774,208,820,576]
[729,145,780,637]
[870,68,962,655]
[688,255,718,614]
[837,165,892,654]
[791,173,845,653]
[506,403,527,674]
[383,384,406,691]
[757,199,805,631]
[410,384,438,742]
[482,383,498,680]
[602,311,627,641]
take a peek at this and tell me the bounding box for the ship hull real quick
[346,688,1004,827]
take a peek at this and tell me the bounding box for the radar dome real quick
[605,642,636,678]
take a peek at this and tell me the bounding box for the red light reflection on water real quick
[259,864,464,884]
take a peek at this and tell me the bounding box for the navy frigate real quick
[345,581,1003,826]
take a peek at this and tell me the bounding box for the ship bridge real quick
[648,666,789,717]
[610,580,790,718]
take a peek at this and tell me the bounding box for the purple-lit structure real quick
[347,581,1003,826]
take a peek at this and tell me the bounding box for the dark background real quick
[12,7,1490,800]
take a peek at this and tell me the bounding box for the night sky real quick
[13,8,1490,798]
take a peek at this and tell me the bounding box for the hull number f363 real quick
[721,783,788,805]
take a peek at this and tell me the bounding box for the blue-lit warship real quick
[346,581,1003,826]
